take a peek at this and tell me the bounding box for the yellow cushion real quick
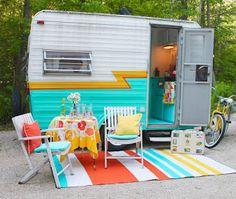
[115,114,142,135]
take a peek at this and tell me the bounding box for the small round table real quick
[47,116,101,167]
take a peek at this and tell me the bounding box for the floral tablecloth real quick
[47,116,101,160]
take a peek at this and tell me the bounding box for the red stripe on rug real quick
[75,152,138,185]
[125,150,170,180]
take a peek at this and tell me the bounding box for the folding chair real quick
[104,107,144,168]
[12,113,73,188]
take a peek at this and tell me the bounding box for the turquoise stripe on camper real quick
[34,141,70,153]
[30,78,147,129]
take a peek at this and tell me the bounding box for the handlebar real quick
[218,95,236,105]
[211,87,236,106]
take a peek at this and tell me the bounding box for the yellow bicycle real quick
[205,93,236,148]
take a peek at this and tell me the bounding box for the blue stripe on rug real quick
[147,149,193,177]
[53,156,68,188]
[139,150,180,178]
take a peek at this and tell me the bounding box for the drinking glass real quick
[87,104,93,119]
[81,104,86,118]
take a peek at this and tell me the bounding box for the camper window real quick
[43,51,92,75]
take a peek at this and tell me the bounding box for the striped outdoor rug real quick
[54,149,236,188]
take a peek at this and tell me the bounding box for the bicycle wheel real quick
[204,113,226,148]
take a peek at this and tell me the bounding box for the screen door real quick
[180,28,214,126]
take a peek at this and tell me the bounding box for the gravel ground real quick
[1,116,236,199]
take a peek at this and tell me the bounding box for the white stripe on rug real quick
[64,153,92,187]
[189,154,236,174]
[109,151,157,181]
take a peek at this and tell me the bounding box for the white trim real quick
[34,10,200,26]
[44,50,92,60]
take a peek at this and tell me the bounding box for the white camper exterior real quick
[28,10,214,134]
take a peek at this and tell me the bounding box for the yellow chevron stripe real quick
[181,154,221,175]
[160,150,208,176]
[28,71,147,90]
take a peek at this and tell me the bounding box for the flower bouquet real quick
[67,92,81,118]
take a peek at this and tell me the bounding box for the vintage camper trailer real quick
[28,10,214,141]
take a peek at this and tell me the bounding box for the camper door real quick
[179,28,214,126]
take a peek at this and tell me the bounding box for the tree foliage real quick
[0,0,235,125]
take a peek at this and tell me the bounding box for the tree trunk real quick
[206,0,210,27]
[200,0,205,27]
[13,0,30,116]
[180,0,188,20]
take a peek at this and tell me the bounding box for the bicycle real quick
[204,92,236,148]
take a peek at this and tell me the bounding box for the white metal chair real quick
[104,107,144,168]
[12,113,73,188]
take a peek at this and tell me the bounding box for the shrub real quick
[211,81,235,111]
[0,85,13,125]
